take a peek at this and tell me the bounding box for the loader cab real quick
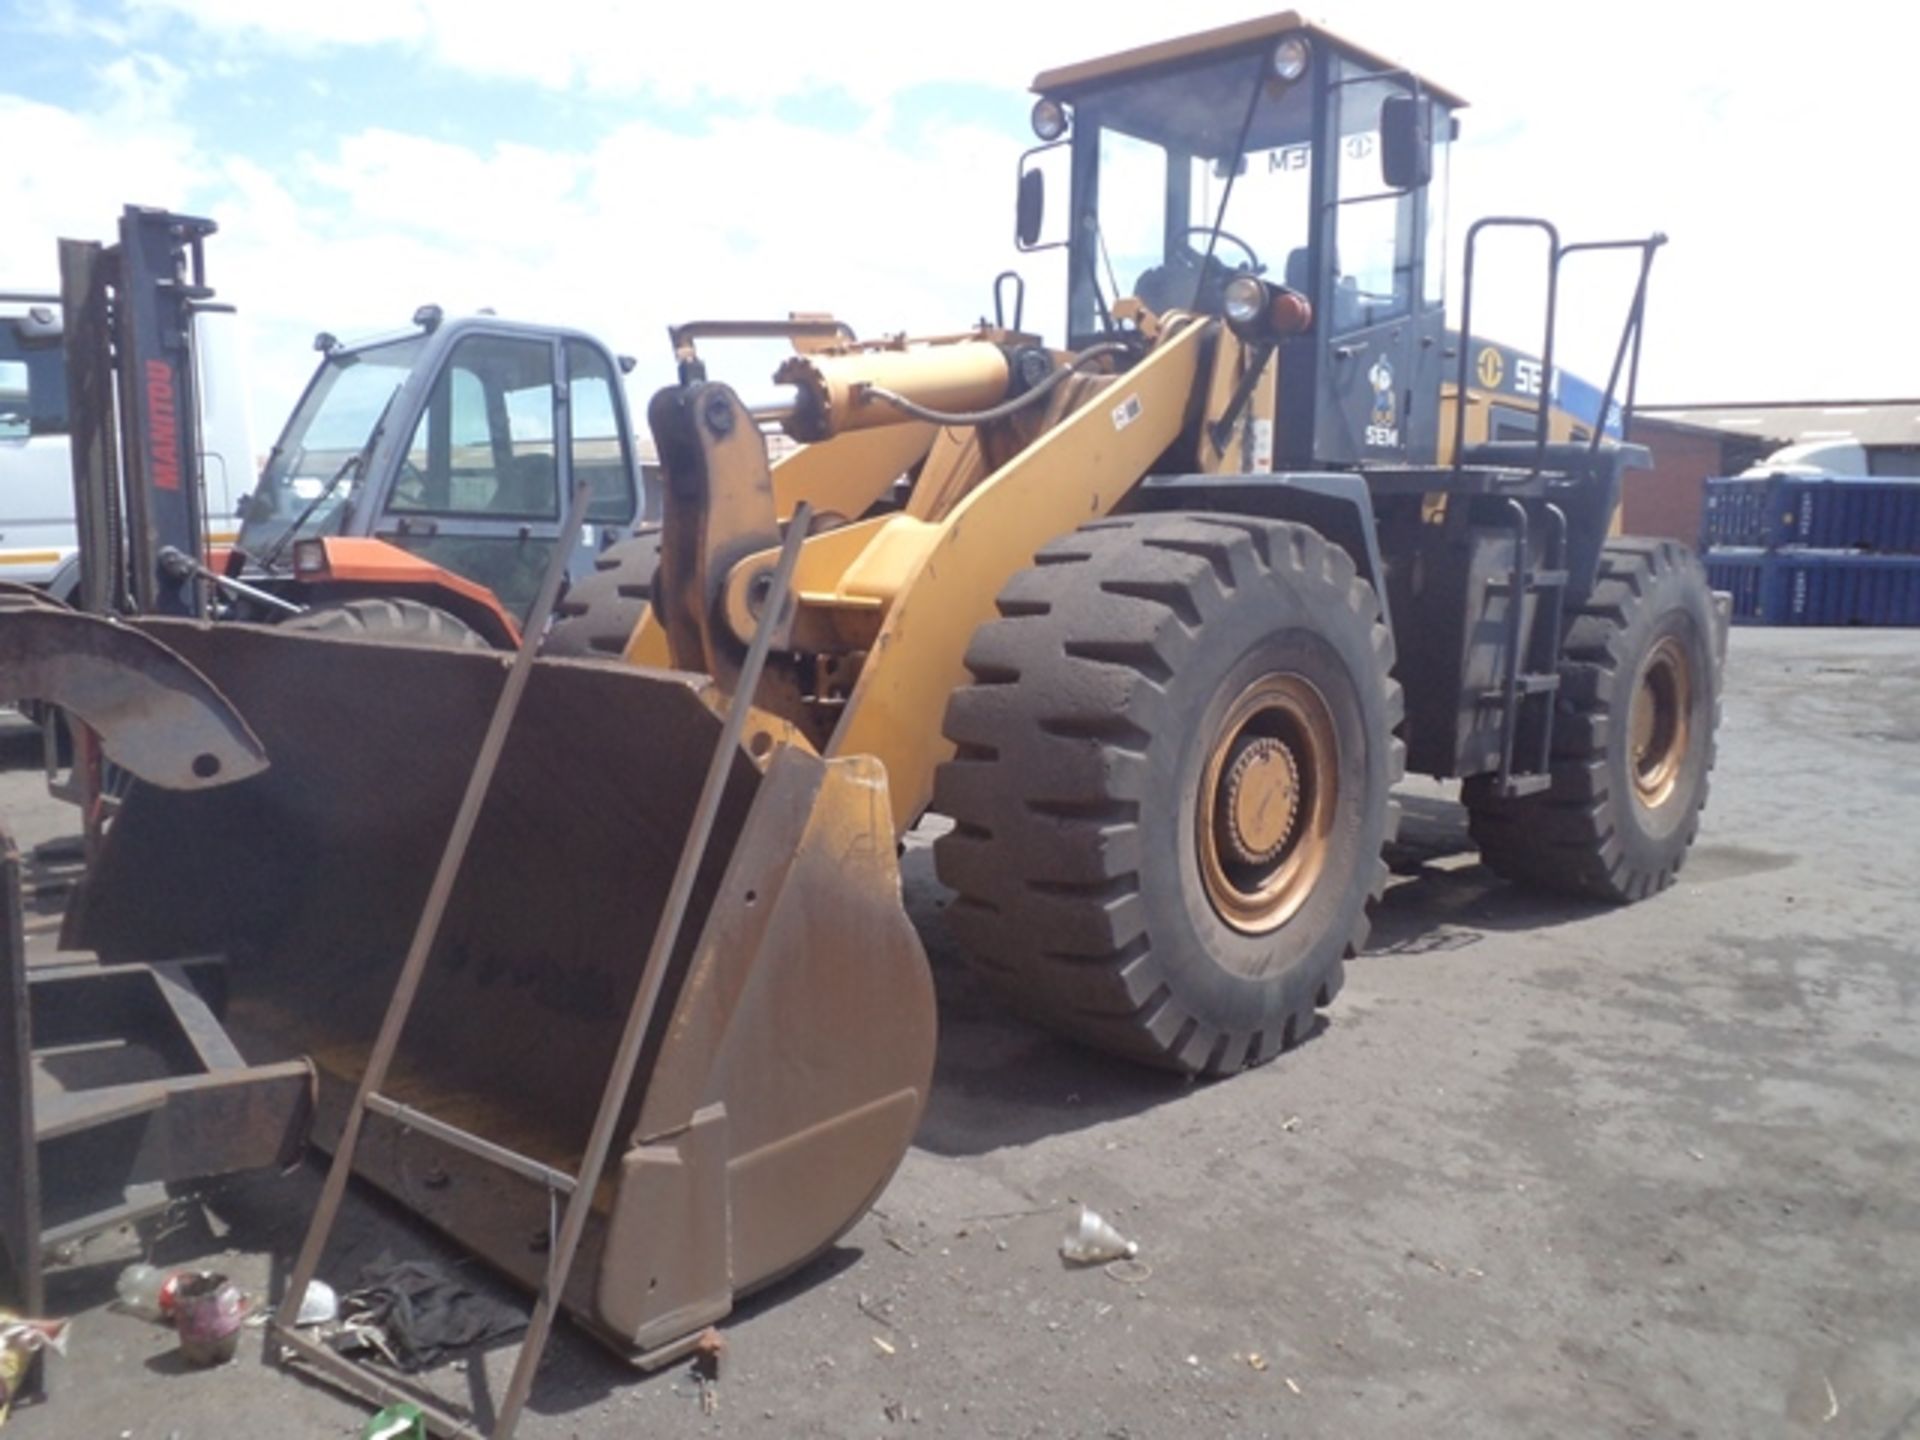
[1021,13,1460,470]
[240,314,644,621]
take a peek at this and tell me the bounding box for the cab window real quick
[0,314,67,440]
[566,341,637,525]
[1328,65,1419,332]
[392,333,559,519]
[0,361,27,441]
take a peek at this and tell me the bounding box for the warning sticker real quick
[1111,394,1143,431]
[1250,418,1273,471]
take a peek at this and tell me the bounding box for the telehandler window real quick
[566,340,637,526]
[391,333,560,520]
[243,335,425,553]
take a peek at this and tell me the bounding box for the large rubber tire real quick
[1464,537,1719,902]
[932,514,1404,1076]
[280,596,487,648]
[541,527,660,658]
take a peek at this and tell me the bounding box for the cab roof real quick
[1031,11,1468,110]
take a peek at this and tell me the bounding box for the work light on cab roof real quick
[1270,33,1310,81]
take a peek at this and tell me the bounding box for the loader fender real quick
[1126,472,1392,632]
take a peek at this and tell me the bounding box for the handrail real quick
[1452,220,1666,478]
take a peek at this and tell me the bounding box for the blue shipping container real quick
[1705,547,1920,626]
[1702,475,1920,553]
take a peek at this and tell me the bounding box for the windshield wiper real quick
[254,387,401,572]
[253,450,363,573]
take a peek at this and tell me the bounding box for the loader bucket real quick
[68,619,935,1361]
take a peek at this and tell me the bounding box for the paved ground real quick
[4,626,1917,1439]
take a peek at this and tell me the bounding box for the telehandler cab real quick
[17,9,1723,1389]
[53,207,648,649]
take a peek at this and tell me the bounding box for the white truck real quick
[0,285,252,601]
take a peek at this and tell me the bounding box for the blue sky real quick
[4,0,1915,449]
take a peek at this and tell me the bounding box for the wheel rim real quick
[1629,634,1691,810]
[1197,673,1338,935]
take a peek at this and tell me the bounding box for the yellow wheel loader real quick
[19,10,1723,1376]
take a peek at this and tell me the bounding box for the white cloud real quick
[116,0,1229,103]
[0,55,208,284]
[124,0,428,53]
[8,0,1918,454]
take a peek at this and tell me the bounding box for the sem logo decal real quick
[1476,346,1504,390]
[1365,355,1399,448]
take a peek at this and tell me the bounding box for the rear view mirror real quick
[12,307,62,343]
[1017,168,1046,249]
[1015,141,1070,252]
[1380,94,1433,190]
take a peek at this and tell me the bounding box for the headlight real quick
[1223,275,1271,328]
[292,539,328,577]
[1270,35,1311,83]
[1031,97,1070,142]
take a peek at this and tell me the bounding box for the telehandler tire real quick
[1464,538,1718,902]
[281,596,487,648]
[542,526,661,658]
[933,514,1403,1076]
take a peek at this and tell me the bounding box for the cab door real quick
[374,328,567,620]
[1312,65,1446,468]
[372,328,643,621]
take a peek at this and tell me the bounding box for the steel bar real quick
[489,502,813,1438]
[0,827,44,1404]
[362,1093,577,1196]
[1554,236,1665,458]
[1496,496,1532,790]
[274,1326,485,1440]
[157,547,305,615]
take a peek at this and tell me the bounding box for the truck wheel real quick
[933,514,1403,1076]
[542,527,660,658]
[1464,538,1718,902]
[281,597,487,648]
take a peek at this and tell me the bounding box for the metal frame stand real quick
[0,827,46,1408]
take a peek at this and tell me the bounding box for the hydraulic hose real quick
[859,341,1135,427]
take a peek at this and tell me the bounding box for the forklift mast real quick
[58,206,225,618]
